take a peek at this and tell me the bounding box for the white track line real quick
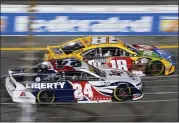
[1,99,178,105]
[5,113,177,120]
[141,74,178,79]
[33,113,178,119]
[143,79,178,83]
[144,92,178,95]
[143,85,178,88]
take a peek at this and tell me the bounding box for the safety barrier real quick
[1,5,178,36]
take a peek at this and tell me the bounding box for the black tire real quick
[113,84,131,101]
[37,90,55,105]
[147,60,164,76]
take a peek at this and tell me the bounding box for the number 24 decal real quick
[73,83,93,100]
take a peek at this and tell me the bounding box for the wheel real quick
[147,60,164,76]
[113,84,131,101]
[37,90,55,105]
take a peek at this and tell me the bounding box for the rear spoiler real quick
[8,70,17,88]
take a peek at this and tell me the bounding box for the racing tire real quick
[113,84,131,101]
[147,60,164,76]
[37,90,55,106]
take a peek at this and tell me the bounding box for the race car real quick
[5,59,143,105]
[44,36,175,76]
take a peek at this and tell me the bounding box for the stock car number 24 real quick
[73,82,94,100]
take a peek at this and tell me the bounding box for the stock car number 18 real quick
[88,59,128,71]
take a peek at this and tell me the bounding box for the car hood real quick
[132,44,173,62]
[100,67,141,84]
[138,49,171,59]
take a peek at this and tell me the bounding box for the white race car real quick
[5,58,143,104]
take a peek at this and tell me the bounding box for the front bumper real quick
[5,77,36,104]
[165,65,175,75]
[132,92,143,100]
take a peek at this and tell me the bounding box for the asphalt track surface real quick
[0,36,178,122]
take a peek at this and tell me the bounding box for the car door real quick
[102,47,137,71]
[67,71,110,101]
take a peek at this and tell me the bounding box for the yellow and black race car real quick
[44,36,175,76]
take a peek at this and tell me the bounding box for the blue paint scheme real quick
[29,80,141,103]
[153,48,171,59]
[31,80,76,103]
[153,48,176,65]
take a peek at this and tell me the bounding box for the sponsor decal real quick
[0,16,7,32]
[14,16,153,32]
[20,92,26,97]
[159,16,178,32]
[1,13,178,35]
[25,82,65,89]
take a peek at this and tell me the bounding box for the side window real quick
[102,47,122,57]
[47,73,62,82]
[82,48,100,59]
[81,72,100,81]
[65,71,82,80]
[65,71,99,81]
[101,47,134,57]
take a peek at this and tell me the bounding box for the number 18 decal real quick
[73,83,93,100]
[110,60,128,71]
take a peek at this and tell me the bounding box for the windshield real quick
[88,64,106,77]
[61,41,85,54]
[124,42,139,53]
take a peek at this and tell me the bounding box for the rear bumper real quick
[5,77,36,104]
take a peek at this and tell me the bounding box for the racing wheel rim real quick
[148,61,164,76]
[37,90,55,104]
[113,85,131,101]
